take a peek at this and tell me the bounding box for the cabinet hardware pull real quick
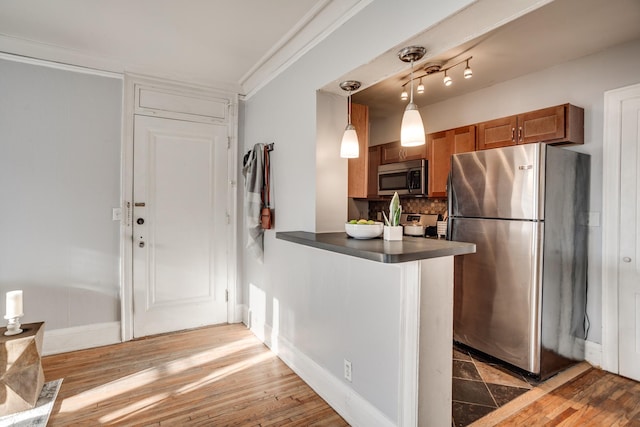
[518,127,523,142]
[511,128,515,142]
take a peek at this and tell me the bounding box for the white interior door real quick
[133,115,228,337]
[619,93,640,382]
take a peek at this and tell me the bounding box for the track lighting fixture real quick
[399,56,474,96]
[339,80,361,158]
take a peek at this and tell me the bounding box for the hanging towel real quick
[242,143,265,261]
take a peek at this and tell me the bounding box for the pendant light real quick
[398,46,426,147]
[339,80,361,158]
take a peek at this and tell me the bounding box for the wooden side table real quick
[0,322,45,416]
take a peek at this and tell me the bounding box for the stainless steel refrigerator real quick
[449,143,589,379]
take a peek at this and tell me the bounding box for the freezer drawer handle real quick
[518,165,533,170]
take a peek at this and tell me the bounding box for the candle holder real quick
[4,314,24,336]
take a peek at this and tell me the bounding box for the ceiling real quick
[0,0,638,108]
[0,0,362,94]
[352,0,640,121]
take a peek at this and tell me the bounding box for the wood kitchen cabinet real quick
[367,145,380,198]
[477,116,518,150]
[380,140,427,164]
[477,104,584,150]
[428,125,476,197]
[347,103,370,198]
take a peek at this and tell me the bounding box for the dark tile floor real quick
[452,345,541,427]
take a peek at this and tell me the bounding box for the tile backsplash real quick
[368,198,448,220]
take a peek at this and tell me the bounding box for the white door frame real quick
[120,74,240,342]
[601,82,640,373]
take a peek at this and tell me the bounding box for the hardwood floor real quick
[488,367,640,426]
[42,324,348,426]
[42,324,640,426]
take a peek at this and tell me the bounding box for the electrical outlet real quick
[344,359,352,382]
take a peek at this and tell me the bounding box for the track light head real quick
[443,71,452,86]
[464,60,473,79]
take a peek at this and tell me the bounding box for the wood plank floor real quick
[489,367,640,426]
[42,324,640,426]
[42,324,348,426]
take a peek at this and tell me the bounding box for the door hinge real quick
[225,289,229,302]
[227,136,231,149]
[226,211,230,224]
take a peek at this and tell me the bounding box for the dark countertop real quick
[275,231,476,264]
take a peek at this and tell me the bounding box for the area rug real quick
[0,379,63,427]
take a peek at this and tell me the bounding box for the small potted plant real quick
[382,192,403,241]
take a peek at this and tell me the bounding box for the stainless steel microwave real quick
[378,159,428,196]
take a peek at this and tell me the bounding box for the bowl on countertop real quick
[345,221,384,239]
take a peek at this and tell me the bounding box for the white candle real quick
[6,290,23,318]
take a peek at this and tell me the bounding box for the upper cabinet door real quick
[453,125,476,154]
[517,105,565,144]
[428,125,476,197]
[477,116,518,150]
[428,130,452,197]
[380,141,402,164]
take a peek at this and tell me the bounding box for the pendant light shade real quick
[340,123,359,158]
[339,80,361,158]
[398,46,426,147]
[401,103,426,146]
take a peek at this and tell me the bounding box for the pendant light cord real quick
[409,60,414,104]
[347,91,352,124]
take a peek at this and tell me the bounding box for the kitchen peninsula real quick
[276,231,475,426]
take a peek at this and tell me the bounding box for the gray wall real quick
[0,58,122,330]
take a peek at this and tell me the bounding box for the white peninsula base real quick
[272,232,474,426]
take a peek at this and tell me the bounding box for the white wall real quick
[0,57,122,331]
[316,91,348,232]
[370,38,640,345]
[241,1,484,422]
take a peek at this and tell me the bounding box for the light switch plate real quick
[112,208,122,221]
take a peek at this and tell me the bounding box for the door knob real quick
[139,241,145,248]
[623,256,632,263]
[137,218,145,225]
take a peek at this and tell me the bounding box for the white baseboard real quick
[249,320,396,427]
[584,339,602,368]
[43,321,121,355]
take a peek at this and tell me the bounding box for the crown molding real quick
[241,0,373,100]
